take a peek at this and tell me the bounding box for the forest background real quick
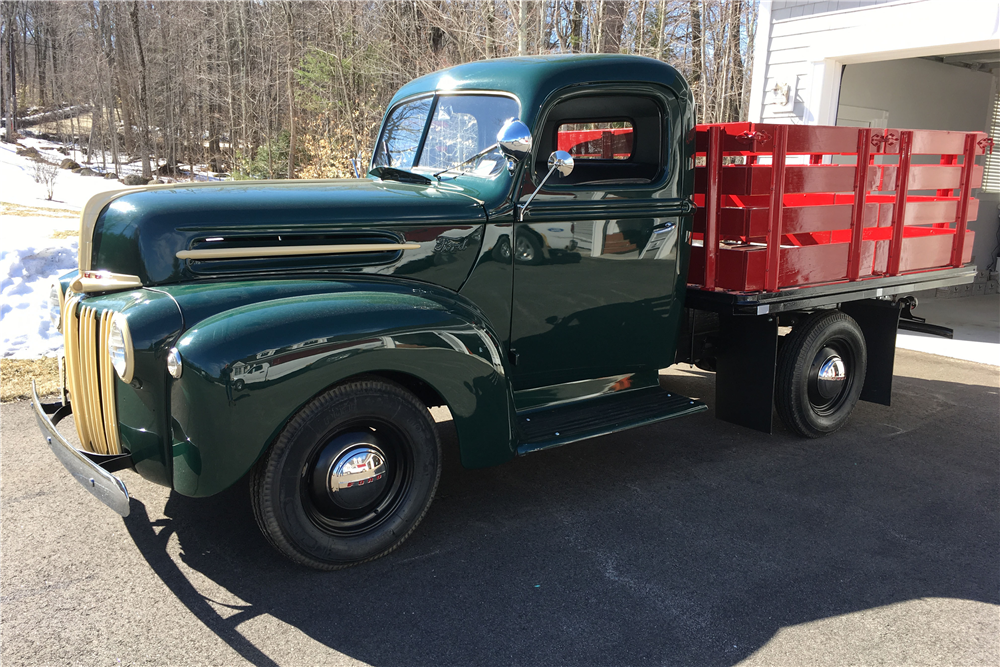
[0,0,757,181]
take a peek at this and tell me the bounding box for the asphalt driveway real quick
[2,348,997,666]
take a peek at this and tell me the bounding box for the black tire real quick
[234,379,245,391]
[775,310,867,438]
[250,378,441,570]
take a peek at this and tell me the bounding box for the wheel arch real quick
[168,288,516,497]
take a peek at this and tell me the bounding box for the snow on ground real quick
[1,139,119,359]
[0,139,126,212]
[1,133,223,359]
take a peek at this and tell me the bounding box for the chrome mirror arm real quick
[518,150,575,220]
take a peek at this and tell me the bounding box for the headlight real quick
[49,281,63,331]
[107,313,134,382]
[166,347,183,379]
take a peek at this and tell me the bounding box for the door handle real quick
[652,222,676,234]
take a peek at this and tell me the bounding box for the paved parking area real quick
[1,349,997,666]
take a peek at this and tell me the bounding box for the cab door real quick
[508,88,692,393]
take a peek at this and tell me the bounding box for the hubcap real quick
[304,427,410,536]
[807,344,852,414]
[327,446,387,511]
[515,236,535,262]
[815,354,846,400]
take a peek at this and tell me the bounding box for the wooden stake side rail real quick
[688,122,990,294]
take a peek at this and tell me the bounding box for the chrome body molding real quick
[176,243,422,261]
[31,382,131,517]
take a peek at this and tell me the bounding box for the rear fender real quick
[170,289,514,497]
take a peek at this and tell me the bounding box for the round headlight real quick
[166,347,183,379]
[49,281,63,331]
[108,313,134,382]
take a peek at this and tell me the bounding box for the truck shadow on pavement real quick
[122,368,999,667]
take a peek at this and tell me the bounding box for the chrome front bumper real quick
[31,381,131,516]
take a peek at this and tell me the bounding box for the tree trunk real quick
[600,1,625,54]
[129,1,152,179]
[517,0,527,56]
[689,0,703,120]
[570,0,583,53]
[727,0,745,122]
[284,2,296,179]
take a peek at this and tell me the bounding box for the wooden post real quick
[703,125,723,290]
[847,128,872,281]
[950,133,978,267]
[887,131,913,277]
[765,125,788,292]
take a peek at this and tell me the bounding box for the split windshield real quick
[372,94,519,179]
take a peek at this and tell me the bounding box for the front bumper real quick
[31,381,132,516]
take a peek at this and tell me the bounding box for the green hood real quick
[87,178,487,286]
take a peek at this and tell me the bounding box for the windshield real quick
[373,94,519,179]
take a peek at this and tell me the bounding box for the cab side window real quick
[537,94,664,186]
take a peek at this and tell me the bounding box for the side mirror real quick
[519,150,575,217]
[497,120,533,163]
[546,150,574,177]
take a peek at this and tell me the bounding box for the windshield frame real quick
[371,90,522,181]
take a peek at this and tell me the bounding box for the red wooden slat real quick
[909,129,987,155]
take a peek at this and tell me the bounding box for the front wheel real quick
[775,310,867,438]
[250,378,441,570]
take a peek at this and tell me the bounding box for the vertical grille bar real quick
[61,298,122,455]
[99,311,122,455]
[63,296,91,450]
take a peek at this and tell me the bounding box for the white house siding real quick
[750,0,1000,125]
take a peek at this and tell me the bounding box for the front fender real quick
[170,289,514,497]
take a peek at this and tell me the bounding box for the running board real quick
[516,387,707,455]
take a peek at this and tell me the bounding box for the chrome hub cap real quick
[815,354,846,400]
[327,445,387,511]
[515,236,536,262]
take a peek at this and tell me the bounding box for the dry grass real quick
[0,202,78,218]
[1,358,61,402]
[49,229,78,239]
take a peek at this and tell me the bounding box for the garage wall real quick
[749,0,1000,126]
[839,60,998,270]
[839,59,993,133]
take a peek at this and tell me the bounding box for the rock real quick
[56,147,69,155]
[121,174,150,186]
[16,146,40,159]
[71,167,83,173]
[104,172,119,180]
[78,167,96,177]
[59,158,81,170]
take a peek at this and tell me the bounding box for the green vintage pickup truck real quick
[35,55,984,569]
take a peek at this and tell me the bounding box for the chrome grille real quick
[63,297,122,455]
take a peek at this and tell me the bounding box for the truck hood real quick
[82,178,487,286]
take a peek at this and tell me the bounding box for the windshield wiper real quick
[433,143,499,180]
[369,165,432,185]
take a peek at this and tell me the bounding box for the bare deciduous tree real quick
[4,1,756,178]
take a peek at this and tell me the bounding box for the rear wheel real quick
[775,310,867,438]
[250,378,441,570]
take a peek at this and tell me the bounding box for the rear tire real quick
[250,378,441,570]
[775,310,867,438]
